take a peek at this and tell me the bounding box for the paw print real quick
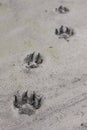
[55,25,74,41]
[55,6,69,14]
[24,52,43,69]
[13,91,42,115]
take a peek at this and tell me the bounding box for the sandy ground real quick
[0,0,87,130]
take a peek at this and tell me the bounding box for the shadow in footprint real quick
[55,5,69,14]
[55,25,74,41]
[19,104,35,116]
[24,52,43,69]
[13,90,43,116]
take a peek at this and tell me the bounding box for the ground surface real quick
[0,0,87,130]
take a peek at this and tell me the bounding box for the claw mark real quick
[29,91,42,109]
[22,91,28,104]
[13,95,22,108]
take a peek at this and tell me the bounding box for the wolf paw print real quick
[55,5,69,14]
[24,52,43,69]
[13,91,42,115]
[55,25,74,41]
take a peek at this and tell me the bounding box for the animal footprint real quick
[55,25,74,41]
[55,5,69,14]
[13,91,42,116]
[24,52,43,69]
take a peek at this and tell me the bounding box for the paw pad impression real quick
[13,91,42,115]
[24,52,43,69]
[55,25,74,41]
[55,5,69,14]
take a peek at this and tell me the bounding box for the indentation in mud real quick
[29,91,42,109]
[24,52,43,69]
[13,91,43,116]
[80,123,87,129]
[19,104,35,116]
[72,74,87,85]
[55,5,69,14]
[72,77,81,84]
[55,25,74,41]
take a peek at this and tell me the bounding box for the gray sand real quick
[0,0,87,130]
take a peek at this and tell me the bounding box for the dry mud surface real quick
[0,0,87,130]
